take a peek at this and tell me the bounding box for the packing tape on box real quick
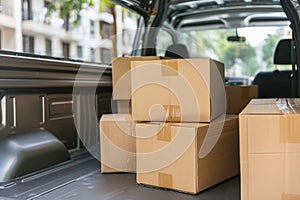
[277,98,300,114]
[163,105,181,121]
[277,99,300,144]
[157,125,172,142]
[161,60,179,76]
[280,115,300,144]
[281,193,300,200]
[158,172,173,189]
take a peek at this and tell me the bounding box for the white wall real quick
[51,37,61,57]
[70,41,77,59]
[34,34,45,54]
[13,0,22,51]
[2,28,16,51]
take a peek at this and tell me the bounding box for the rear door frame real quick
[281,0,300,97]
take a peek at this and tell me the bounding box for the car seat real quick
[252,39,293,98]
[165,44,190,58]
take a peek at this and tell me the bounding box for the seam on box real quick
[281,193,300,200]
[161,60,179,76]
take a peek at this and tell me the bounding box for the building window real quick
[62,42,70,58]
[90,48,95,62]
[77,16,82,26]
[44,0,51,24]
[45,39,52,56]
[44,0,50,8]
[23,35,34,53]
[100,21,113,39]
[63,14,70,31]
[77,45,83,59]
[100,48,112,64]
[22,0,32,20]
[90,20,95,35]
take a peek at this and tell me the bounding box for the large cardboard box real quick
[131,58,225,123]
[112,56,161,100]
[225,85,258,114]
[100,114,136,173]
[239,98,300,200]
[117,100,131,114]
[136,115,239,194]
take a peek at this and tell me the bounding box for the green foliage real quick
[194,29,259,76]
[242,57,260,76]
[47,0,95,26]
[219,42,257,70]
[214,30,257,73]
[262,33,281,70]
[187,28,288,77]
[47,0,115,26]
[100,0,114,12]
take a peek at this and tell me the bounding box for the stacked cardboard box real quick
[131,58,226,122]
[112,56,162,113]
[100,56,240,194]
[132,58,240,194]
[136,115,239,194]
[100,114,135,173]
[100,56,162,173]
[225,85,258,114]
[239,98,300,200]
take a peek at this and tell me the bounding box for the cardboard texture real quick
[225,85,258,114]
[100,114,136,173]
[131,58,225,123]
[112,56,162,100]
[136,115,239,194]
[117,100,131,114]
[239,98,300,200]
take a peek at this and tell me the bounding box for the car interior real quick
[0,0,300,199]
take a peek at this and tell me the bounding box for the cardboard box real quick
[100,114,136,173]
[112,56,161,100]
[131,58,225,123]
[117,100,131,114]
[225,85,258,114]
[239,98,300,200]
[136,115,239,194]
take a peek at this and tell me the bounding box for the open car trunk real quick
[1,0,300,199]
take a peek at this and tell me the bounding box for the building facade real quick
[0,0,137,63]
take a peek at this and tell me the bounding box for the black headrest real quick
[165,44,189,58]
[274,39,292,65]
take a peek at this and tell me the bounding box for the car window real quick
[180,26,292,80]
[156,29,174,56]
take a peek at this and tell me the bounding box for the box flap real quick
[137,114,236,129]
[112,56,162,100]
[131,58,224,122]
[240,98,300,115]
[137,121,208,129]
[100,114,132,122]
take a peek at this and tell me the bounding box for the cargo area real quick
[0,149,240,200]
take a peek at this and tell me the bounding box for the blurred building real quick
[0,0,137,63]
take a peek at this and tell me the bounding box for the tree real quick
[47,0,95,26]
[219,43,257,70]
[99,0,117,57]
[262,33,281,70]
[215,30,258,76]
[48,0,118,57]
[189,29,259,76]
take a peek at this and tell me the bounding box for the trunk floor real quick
[0,149,240,200]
